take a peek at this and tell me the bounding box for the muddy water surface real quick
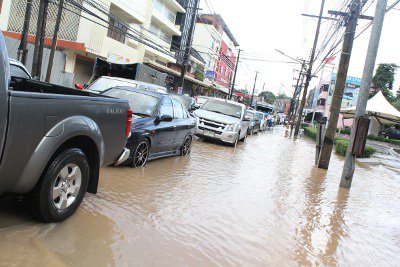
[1,127,399,266]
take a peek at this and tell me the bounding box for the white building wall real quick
[0,0,12,31]
[192,23,221,77]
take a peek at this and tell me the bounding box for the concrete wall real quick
[5,36,70,86]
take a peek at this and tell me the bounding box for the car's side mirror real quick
[157,114,173,122]
[244,116,251,121]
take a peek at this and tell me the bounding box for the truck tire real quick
[31,148,90,222]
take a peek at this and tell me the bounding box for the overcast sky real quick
[199,0,400,97]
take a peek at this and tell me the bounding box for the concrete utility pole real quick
[294,0,326,137]
[18,0,33,65]
[229,48,241,99]
[288,61,306,120]
[250,71,259,108]
[291,73,306,135]
[32,0,49,79]
[46,0,65,82]
[180,0,200,92]
[318,0,361,169]
[340,0,388,188]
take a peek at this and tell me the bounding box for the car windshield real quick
[202,100,242,118]
[87,78,138,93]
[172,95,191,109]
[246,111,255,119]
[103,89,159,117]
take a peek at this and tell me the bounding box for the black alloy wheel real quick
[132,139,150,168]
[180,135,192,156]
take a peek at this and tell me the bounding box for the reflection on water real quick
[1,127,399,266]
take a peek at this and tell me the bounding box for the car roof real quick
[98,76,167,90]
[210,98,245,107]
[107,86,165,98]
[170,93,193,100]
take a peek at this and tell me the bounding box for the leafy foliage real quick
[258,91,276,103]
[276,93,290,99]
[334,140,376,158]
[367,134,400,145]
[303,127,376,158]
[371,63,398,101]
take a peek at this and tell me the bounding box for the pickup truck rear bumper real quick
[115,148,130,166]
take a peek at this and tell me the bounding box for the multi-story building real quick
[158,0,210,95]
[0,0,184,86]
[192,14,239,96]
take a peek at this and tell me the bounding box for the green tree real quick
[276,93,290,99]
[371,63,398,101]
[258,91,276,103]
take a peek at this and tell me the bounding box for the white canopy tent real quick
[340,91,400,135]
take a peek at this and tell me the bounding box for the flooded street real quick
[1,127,399,266]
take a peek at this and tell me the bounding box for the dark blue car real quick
[103,87,196,167]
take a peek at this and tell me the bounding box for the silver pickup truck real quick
[194,98,250,147]
[0,33,131,222]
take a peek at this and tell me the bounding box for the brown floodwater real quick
[1,127,399,266]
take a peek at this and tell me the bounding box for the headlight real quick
[227,124,239,131]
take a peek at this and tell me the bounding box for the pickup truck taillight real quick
[75,83,84,90]
[126,108,133,137]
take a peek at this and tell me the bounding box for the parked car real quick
[102,87,196,167]
[194,98,250,147]
[379,128,400,140]
[246,110,261,135]
[194,95,210,108]
[171,94,196,112]
[0,33,131,222]
[77,76,168,94]
[9,58,31,79]
[255,111,267,131]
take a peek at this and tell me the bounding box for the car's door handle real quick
[173,125,177,128]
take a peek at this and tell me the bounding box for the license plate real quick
[204,130,215,137]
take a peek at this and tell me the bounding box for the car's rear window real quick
[103,88,159,117]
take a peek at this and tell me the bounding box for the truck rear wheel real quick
[31,148,90,222]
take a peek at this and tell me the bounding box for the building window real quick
[153,0,176,23]
[108,17,128,43]
[149,22,172,44]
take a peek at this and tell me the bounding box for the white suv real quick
[194,98,250,147]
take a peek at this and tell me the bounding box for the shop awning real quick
[340,91,400,124]
[213,83,230,94]
[145,59,211,88]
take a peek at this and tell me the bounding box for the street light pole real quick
[340,0,388,188]
[294,0,326,137]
